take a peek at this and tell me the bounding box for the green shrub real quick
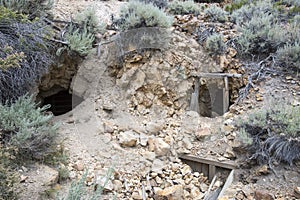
[113,0,173,31]
[225,0,251,13]
[74,7,105,34]
[235,13,287,55]
[236,101,300,165]
[59,168,115,200]
[204,4,228,22]
[276,42,300,69]
[0,0,53,19]
[231,0,277,25]
[0,95,58,160]
[168,0,202,15]
[205,33,226,55]
[57,26,95,57]
[138,0,168,9]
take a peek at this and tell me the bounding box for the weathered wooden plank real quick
[209,164,216,181]
[179,154,236,169]
[192,72,242,78]
[218,170,235,198]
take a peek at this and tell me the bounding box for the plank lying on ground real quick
[179,154,236,169]
[191,72,243,78]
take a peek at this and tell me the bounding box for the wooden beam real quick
[192,72,242,78]
[179,154,236,170]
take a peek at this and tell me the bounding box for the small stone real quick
[139,133,149,147]
[152,159,165,173]
[103,121,114,133]
[200,183,209,192]
[149,138,171,156]
[223,125,234,133]
[143,151,156,161]
[181,165,192,176]
[132,191,143,200]
[286,76,293,80]
[224,147,236,159]
[73,162,84,171]
[190,186,204,199]
[146,121,163,135]
[95,176,113,192]
[255,165,269,175]
[113,180,123,192]
[69,171,77,179]
[195,127,211,140]
[156,185,184,200]
[213,180,223,188]
[20,175,28,183]
[182,137,193,150]
[40,165,59,186]
[118,131,139,147]
[254,190,274,200]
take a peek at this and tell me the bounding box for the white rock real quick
[118,130,139,147]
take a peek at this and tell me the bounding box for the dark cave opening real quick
[42,90,84,116]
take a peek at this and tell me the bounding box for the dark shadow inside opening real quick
[42,90,84,116]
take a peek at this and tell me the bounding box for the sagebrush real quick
[204,4,227,22]
[236,101,300,165]
[0,95,58,160]
[113,0,173,31]
[205,33,226,55]
[168,0,202,15]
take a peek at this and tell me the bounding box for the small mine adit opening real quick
[190,73,242,117]
[42,90,84,116]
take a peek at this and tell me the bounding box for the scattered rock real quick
[143,151,156,161]
[95,176,114,192]
[150,138,171,157]
[224,147,236,159]
[73,162,85,171]
[113,180,123,192]
[255,165,269,175]
[254,190,274,200]
[195,127,211,140]
[132,190,143,199]
[139,133,149,147]
[40,165,59,186]
[118,131,139,147]
[180,164,192,176]
[20,175,28,183]
[155,185,184,200]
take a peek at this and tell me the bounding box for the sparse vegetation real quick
[0,0,53,19]
[168,0,202,15]
[205,33,226,55]
[138,0,168,9]
[113,0,173,31]
[58,168,115,200]
[56,7,103,57]
[0,95,58,160]
[237,101,300,166]
[204,4,228,22]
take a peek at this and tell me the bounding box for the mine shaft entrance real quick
[190,73,242,117]
[42,90,84,116]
